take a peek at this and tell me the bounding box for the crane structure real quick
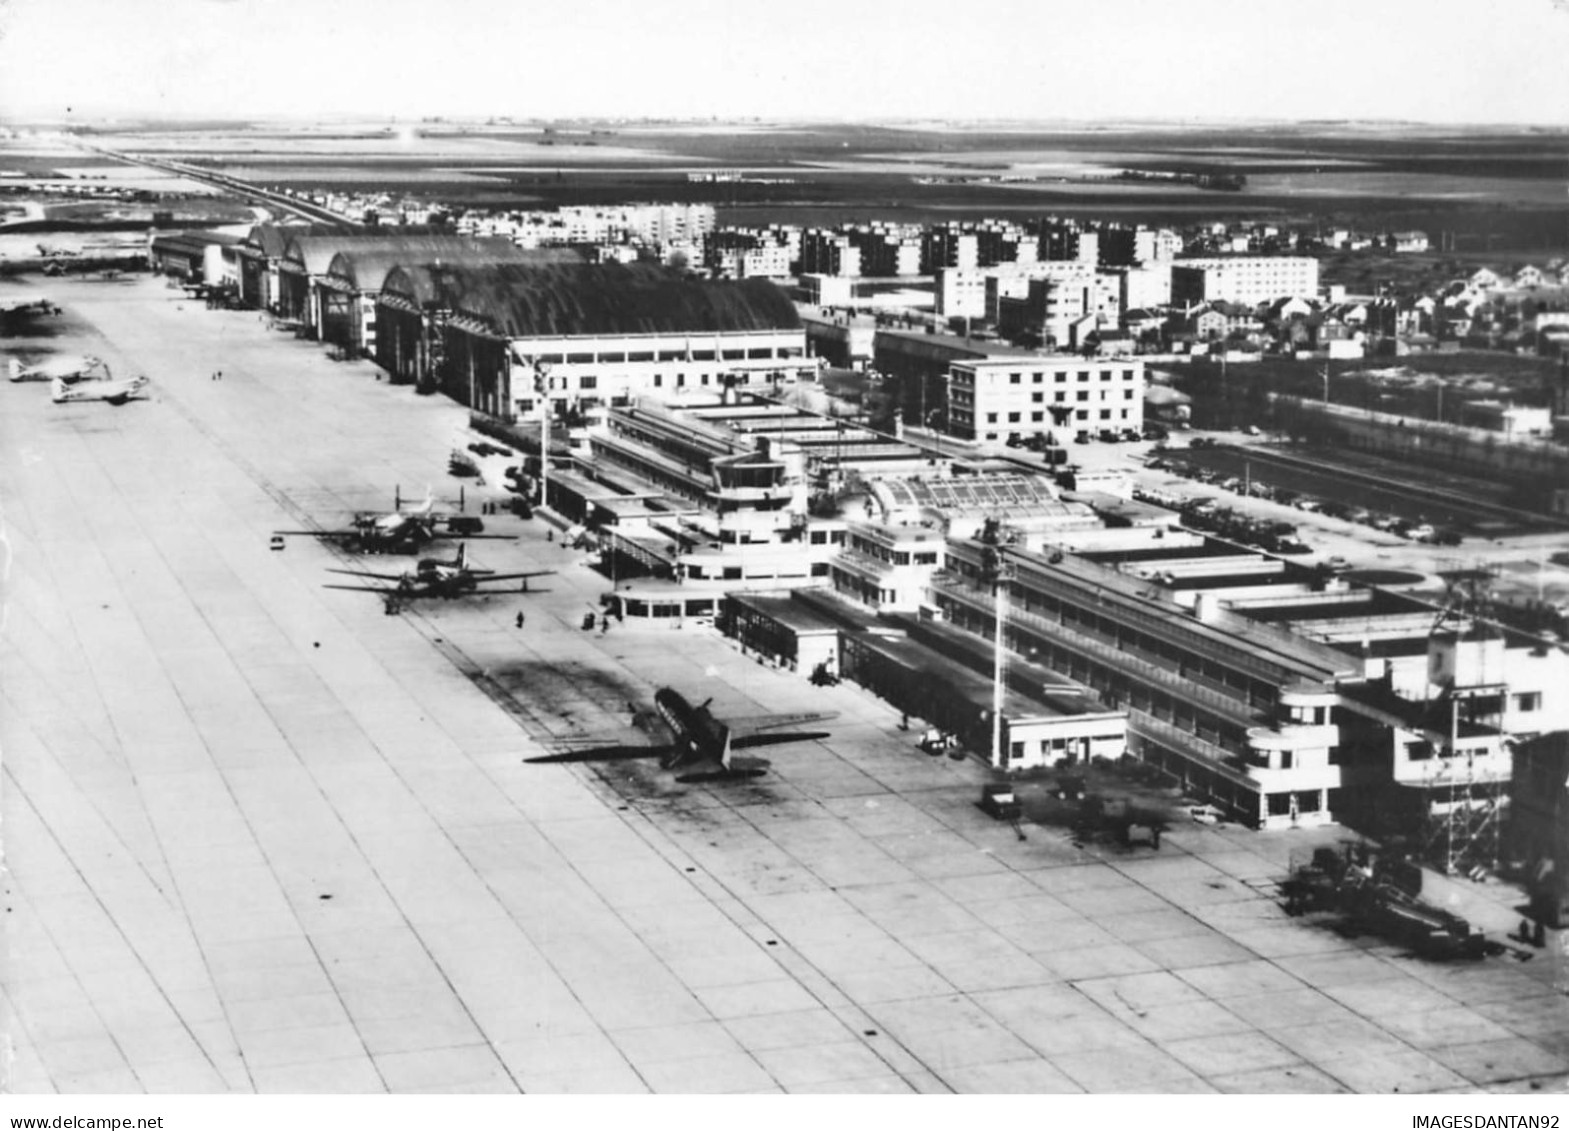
[1422,563,1508,876]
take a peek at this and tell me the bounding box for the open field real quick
[5,275,1569,1093]
[34,119,1568,243]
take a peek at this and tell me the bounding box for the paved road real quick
[4,276,1568,1094]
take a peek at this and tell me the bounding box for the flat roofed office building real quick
[948,356,1145,443]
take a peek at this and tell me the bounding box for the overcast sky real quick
[3,0,1569,125]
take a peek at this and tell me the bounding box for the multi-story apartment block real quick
[921,227,980,274]
[848,225,923,277]
[1098,225,1152,267]
[1089,271,1125,324]
[1103,263,1174,314]
[706,230,793,280]
[1171,256,1320,305]
[1152,228,1184,261]
[976,222,1037,267]
[635,202,716,249]
[935,267,990,319]
[1039,224,1099,267]
[946,356,1145,443]
[994,271,1098,348]
[800,229,863,277]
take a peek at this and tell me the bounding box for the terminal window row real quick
[1004,370,1139,384]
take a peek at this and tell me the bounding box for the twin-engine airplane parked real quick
[50,375,148,405]
[526,688,836,784]
[276,487,511,554]
[10,355,110,383]
[0,295,60,317]
[324,543,553,611]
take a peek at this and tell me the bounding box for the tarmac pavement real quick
[3,275,1568,1094]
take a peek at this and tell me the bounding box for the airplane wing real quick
[524,744,667,766]
[471,570,557,584]
[523,745,768,783]
[728,730,833,751]
[324,567,409,581]
[322,583,401,594]
[721,709,840,746]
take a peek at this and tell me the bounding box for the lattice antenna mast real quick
[1424,560,1505,874]
[980,516,1015,769]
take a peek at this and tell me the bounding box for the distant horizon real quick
[5,112,1569,134]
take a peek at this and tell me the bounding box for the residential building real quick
[800,229,863,277]
[1171,256,1320,305]
[995,273,1096,349]
[921,226,979,274]
[1104,264,1173,314]
[1039,223,1098,267]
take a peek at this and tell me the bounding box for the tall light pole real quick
[534,359,553,509]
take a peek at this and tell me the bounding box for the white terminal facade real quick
[947,356,1146,443]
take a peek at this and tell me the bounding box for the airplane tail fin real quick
[8,359,24,382]
[455,542,467,571]
[413,485,435,516]
[50,377,67,402]
[717,723,733,770]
